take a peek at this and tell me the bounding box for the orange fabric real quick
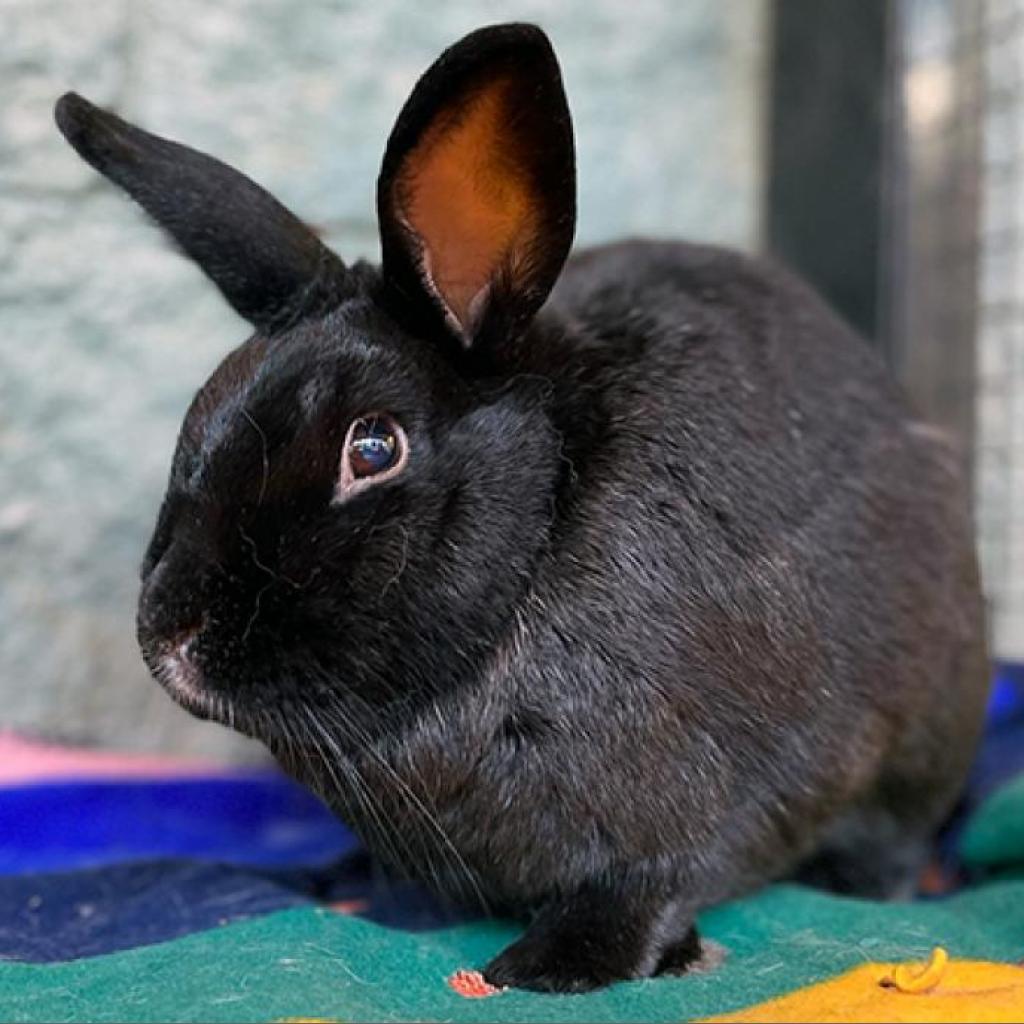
[702,950,1024,1023]
[448,968,503,998]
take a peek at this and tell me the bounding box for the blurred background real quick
[0,0,1017,760]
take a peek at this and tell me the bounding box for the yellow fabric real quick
[702,950,1024,1023]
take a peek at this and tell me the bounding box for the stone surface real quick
[1,0,767,756]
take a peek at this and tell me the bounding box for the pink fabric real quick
[0,732,227,785]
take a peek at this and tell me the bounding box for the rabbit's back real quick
[544,240,969,581]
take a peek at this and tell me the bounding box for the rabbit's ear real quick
[378,23,576,350]
[54,93,350,332]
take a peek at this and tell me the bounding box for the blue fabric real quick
[987,667,1024,727]
[0,776,354,875]
[0,860,315,962]
[973,668,1024,796]
[0,851,471,962]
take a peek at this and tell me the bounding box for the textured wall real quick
[2,0,767,757]
[975,0,1024,660]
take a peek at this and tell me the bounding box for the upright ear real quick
[54,93,350,332]
[377,23,576,350]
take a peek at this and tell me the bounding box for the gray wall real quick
[974,0,1024,660]
[2,0,768,758]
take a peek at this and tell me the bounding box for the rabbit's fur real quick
[56,23,988,992]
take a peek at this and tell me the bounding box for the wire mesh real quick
[975,0,1024,658]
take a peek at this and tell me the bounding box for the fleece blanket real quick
[1,670,1023,1023]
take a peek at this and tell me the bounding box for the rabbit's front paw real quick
[483,928,632,993]
[482,886,701,993]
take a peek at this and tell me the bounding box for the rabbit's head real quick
[55,24,576,747]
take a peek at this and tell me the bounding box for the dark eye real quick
[349,416,399,478]
[335,413,409,503]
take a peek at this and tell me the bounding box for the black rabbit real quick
[56,23,989,993]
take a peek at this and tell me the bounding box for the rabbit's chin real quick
[146,644,312,752]
[144,637,246,735]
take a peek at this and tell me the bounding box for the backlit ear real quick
[378,23,576,349]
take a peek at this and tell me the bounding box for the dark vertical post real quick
[766,0,889,351]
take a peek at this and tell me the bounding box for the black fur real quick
[56,23,989,994]
[54,92,350,331]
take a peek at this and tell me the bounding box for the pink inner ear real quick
[394,77,539,339]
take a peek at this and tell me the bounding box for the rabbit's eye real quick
[335,413,408,503]
[349,416,400,477]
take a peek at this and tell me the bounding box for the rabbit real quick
[55,22,989,993]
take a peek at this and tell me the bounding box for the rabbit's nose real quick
[163,620,204,679]
[153,620,211,709]
[172,624,201,666]
[137,539,211,638]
